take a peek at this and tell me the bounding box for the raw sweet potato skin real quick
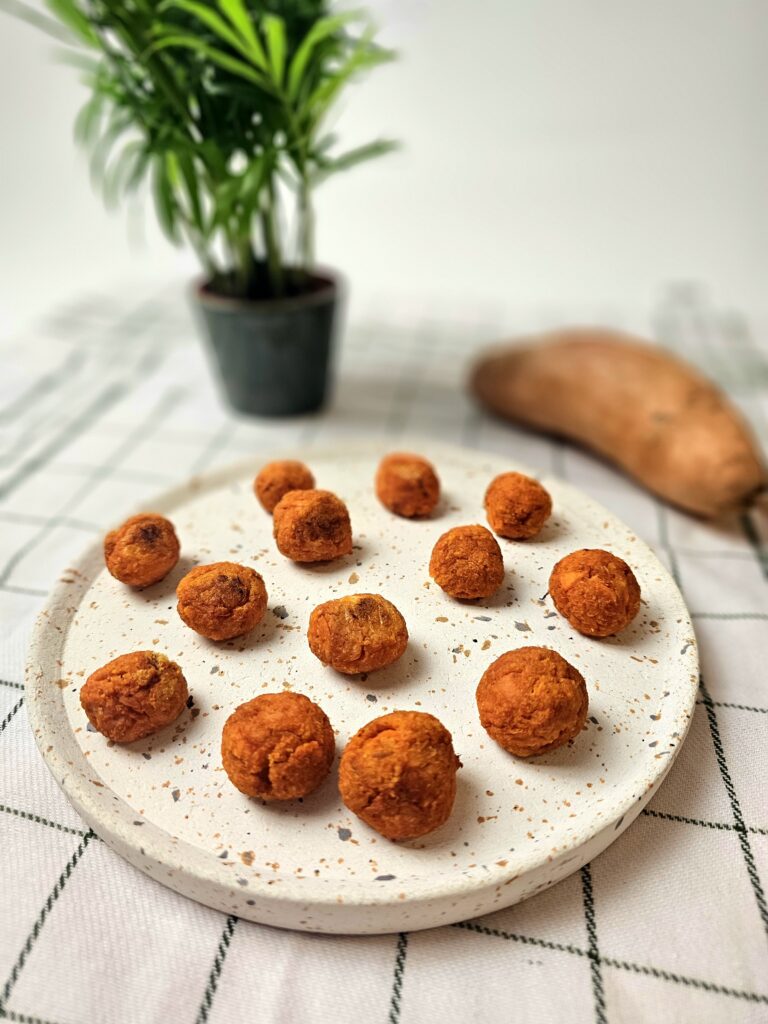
[470,328,767,519]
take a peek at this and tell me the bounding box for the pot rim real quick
[194,265,340,314]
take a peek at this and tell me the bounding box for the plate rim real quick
[25,438,700,918]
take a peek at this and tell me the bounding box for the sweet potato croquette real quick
[104,513,179,587]
[375,452,440,518]
[254,459,315,514]
[549,548,641,637]
[476,647,588,756]
[485,471,552,540]
[80,651,188,743]
[221,692,335,800]
[308,594,408,674]
[177,562,267,641]
[273,489,352,562]
[429,524,504,599]
[339,710,461,841]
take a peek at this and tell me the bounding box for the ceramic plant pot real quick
[195,270,339,416]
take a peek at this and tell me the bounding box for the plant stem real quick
[186,225,218,281]
[238,234,254,296]
[298,174,314,275]
[261,177,284,296]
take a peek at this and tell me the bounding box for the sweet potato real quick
[469,328,767,519]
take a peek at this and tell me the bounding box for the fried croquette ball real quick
[177,562,267,641]
[308,594,408,674]
[375,452,440,518]
[429,524,504,599]
[104,513,179,587]
[476,647,588,757]
[254,459,315,514]
[80,651,188,743]
[273,489,352,563]
[549,548,641,637]
[221,692,335,800]
[485,471,552,540]
[339,710,461,841]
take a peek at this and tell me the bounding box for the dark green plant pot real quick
[194,270,339,417]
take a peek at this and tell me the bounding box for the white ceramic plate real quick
[26,441,698,934]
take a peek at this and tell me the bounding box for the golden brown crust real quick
[308,594,408,674]
[254,460,315,514]
[484,472,552,540]
[176,562,268,641]
[476,646,588,756]
[221,691,335,800]
[549,548,641,637]
[429,524,504,599]
[104,513,180,587]
[273,489,352,563]
[80,651,188,743]
[338,710,461,841]
[375,452,440,518]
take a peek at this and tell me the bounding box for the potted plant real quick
[5,0,396,415]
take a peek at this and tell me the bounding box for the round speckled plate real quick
[26,440,698,934]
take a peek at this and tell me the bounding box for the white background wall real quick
[1,0,767,334]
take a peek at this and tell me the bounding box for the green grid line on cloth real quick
[0,833,95,1014]
[699,677,768,939]
[581,864,607,1024]
[0,316,177,503]
[388,933,409,1024]
[656,496,768,944]
[742,512,768,579]
[0,386,187,585]
[0,804,92,840]
[0,584,47,598]
[0,350,86,427]
[695,699,768,714]
[0,510,100,532]
[451,922,768,1006]
[195,916,239,1024]
[0,295,190,1024]
[0,698,23,736]
[0,1008,64,1024]
[0,383,126,502]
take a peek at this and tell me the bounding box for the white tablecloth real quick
[0,283,766,1024]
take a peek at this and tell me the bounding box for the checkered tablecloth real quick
[0,282,766,1024]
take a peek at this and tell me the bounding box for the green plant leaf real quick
[53,46,99,74]
[177,150,205,233]
[160,0,251,60]
[0,0,79,44]
[286,11,359,101]
[199,140,227,179]
[241,155,268,206]
[126,147,152,192]
[314,132,338,155]
[103,138,146,207]
[209,175,240,229]
[3,0,399,297]
[73,93,103,146]
[153,154,180,242]
[312,137,398,183]
[307,35,395,117]
[89,109,133,186]
[262,13,286,88]
[217,0,268,71]
[43,0,97,45]
[147,33,269,87]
